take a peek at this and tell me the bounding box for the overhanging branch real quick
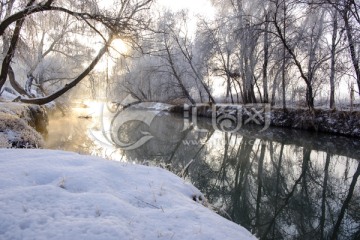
[17,36,114,105]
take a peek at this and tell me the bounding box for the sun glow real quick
[110,38,129,55]
[94,38,129,73]
[71,100,104,118]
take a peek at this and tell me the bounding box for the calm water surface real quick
[45,103,360,240]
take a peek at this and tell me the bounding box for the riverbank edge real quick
[0,102,48,148]
[167,104,360,138]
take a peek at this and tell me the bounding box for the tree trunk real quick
[243,55,256,103]
[306,84,314,109]
[343,13,360,96]
[282,55,287,110]
[226,52,233,103]
[282,0,287,110]
[8,65,30,97]
[0,0,36,92]
[271,67,281,106]
[25,74,35,96]
[263,13,269,103]
[307,10,325,110]
[1,0,16,55]
[329,9,338,109]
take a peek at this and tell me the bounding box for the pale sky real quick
[157,0,216,19]
[97,0,216,18]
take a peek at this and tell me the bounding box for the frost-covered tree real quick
[115,10,217,104]
[0,0,154,104]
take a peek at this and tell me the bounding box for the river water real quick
[45,102,360,239]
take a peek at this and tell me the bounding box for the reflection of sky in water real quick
[46,105,360,240]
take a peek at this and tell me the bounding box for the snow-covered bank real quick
[0,149,256,240]
[170,104,360,138]
[271,108,360,137]
[129,102,175,111]
[0,102,47,148]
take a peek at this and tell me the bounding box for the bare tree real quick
[168,13,216,103]
[263,11,270,103]
[163,31,196,104]
[326,0,360,96]
[271,0,327,110]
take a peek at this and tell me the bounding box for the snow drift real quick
[0,149,256,240]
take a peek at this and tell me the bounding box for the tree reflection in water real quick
[47,110,360,240]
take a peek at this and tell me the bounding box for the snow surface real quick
[0,149,256,240]
[0,90,17,101]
